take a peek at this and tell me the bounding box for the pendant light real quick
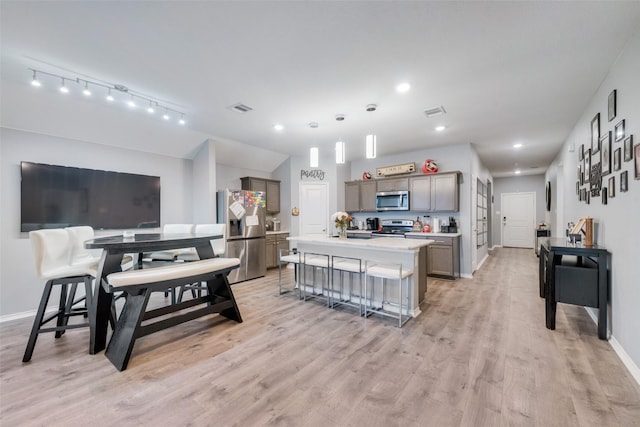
[310,147,319,168]
[335,140,345,164]
[365,104,377,159]
[366,134,376,159]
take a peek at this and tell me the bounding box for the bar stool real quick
[23,229,97,362]
[301,252,330,305]
[330,255,365,315]
[278,248,302,297]
[364,260,413,327]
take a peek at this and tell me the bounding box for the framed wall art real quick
[624,135,633,162]
[608,176,615,198]
[621,171,628,191]
[584,149,591,183]
[615,119,625,142]
[602,187,607,205]
[636,144,640,180]
[608,89,617,122]
[591,113,600,153]
[601,131,611,176]
[579,144,585,161]
[614,147,621,171]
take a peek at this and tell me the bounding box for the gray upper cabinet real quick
[241,177,281,213]
[345,180,376,212]
[409,172,459,212]
[376,178,408,192]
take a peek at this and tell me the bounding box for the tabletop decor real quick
[331,211,353,238]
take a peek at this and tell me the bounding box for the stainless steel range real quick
[371,219,413,238]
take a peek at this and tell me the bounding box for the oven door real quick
[376,191,409,211]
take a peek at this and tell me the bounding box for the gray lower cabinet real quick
[427,236,460,279]
[266,233,289,268]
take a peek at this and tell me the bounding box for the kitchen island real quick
[288,235,433,318]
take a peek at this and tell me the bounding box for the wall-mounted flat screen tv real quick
[21,161,160,232]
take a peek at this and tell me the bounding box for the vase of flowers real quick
[331,211,353,239]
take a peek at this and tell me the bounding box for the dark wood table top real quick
[85,233,222,253]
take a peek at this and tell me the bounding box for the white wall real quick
[547,30,640,376]
[192,139,217,224]
[0,127,193,317]
[492,174,546,246]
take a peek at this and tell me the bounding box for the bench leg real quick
[105,289,151,371]
[206,274,242,323]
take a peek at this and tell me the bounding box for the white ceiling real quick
[2,1,639,177]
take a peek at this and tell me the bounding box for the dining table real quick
[85,232,230,354]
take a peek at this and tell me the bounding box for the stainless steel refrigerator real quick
[217,189,267,284]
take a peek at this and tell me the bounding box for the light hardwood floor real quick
[1,247,639,426]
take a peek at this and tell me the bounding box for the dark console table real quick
[539,238,609,340]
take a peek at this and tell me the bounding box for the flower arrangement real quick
[331,211,353,230]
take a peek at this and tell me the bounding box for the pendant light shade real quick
[335,141,345,164]
[310,147,319,168]
[366,134,377,159]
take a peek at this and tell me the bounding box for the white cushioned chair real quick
[23,229,97,362]
[176,224,226,302]
[145,224,195,261]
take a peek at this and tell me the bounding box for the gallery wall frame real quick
[600,131,611,176]
[615,119,625,142]
[624,135,633,162]
[591,113,601,153]
[608,89,617,122]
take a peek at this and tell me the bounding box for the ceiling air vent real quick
[228,103,253,113]
[424,105,447,118]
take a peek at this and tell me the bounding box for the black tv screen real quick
[21,161,160,231]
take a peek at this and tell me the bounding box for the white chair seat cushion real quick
[366,265,413,280]
[43,261,98,280]
[333,259,365,273]
[304,255,329,268]
[107,258,240,287]
[146,248,192,260]
[175,247,225,262]
[280,254,301,264]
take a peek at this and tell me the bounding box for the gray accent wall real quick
[547,29,640,377]
[492,174,546,247]
[0,127,193,317]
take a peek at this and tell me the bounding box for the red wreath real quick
[362,171,372,180]
[422,159,439,174]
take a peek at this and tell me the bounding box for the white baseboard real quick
[461,273,474,279]
[1,309,37,323]
[476,253,489,270]
[584,307,640,386]
[490,245,502,250]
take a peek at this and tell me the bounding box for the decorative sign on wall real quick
[376,162,415,177]
[300,169,325,180]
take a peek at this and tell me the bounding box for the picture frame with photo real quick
[608,89,616,122]
[613,147,621,171]
[636,144,640,180]
[602,187,607,205]
[624,135,633,162]
[591,113,600,153]
[579,144,584,161]
[600,131,611,176]
[621,171,628,192]
[615,119,625,142]
[608,176,615,198]
[584,149,591,183]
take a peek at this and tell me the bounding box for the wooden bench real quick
[104,258,242,371]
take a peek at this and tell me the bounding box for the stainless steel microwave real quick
[375,190,409,211]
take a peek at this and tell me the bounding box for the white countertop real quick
[288,234,433,251]
[405,232,462,238]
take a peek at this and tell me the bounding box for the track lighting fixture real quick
[59,78,68,93]
[31,70,41,87]
[27,68,186,126]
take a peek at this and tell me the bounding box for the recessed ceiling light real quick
[515,170,521,174]
[274,124,284,131]
[513,143,523,148]
[366,104,377,112]
[396,83,410,93]
[435,125,446,132]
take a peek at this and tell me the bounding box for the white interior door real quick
[501,192,535,248]
[299,182,329,235]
